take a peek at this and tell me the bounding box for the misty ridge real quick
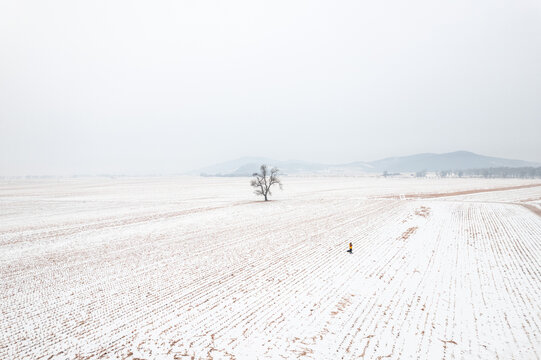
[192,151,541,178]
[9,151,540,179]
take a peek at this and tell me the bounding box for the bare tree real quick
[250,164,282,201]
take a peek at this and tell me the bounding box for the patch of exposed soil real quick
[384,183,541,199]
[400,226,418,240]
[520,204,541,218]
[415,206,431,217]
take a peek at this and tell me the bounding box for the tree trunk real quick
[264,193,268,201]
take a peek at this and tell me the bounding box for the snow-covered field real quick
[1,177,540,359]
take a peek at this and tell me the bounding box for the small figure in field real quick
[347,242,353,254]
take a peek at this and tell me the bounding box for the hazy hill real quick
[192,158,331,176]
[190,151,539,176]
[366,151,538,173]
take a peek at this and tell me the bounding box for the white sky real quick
[1,0,540,175]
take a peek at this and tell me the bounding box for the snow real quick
[1,177,540,359]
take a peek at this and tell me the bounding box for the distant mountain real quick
[190,157,332,176]
[189,151,539,176]
[366,151,539,173]
[190,157,275,176]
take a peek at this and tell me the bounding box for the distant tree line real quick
[383,171,402,177]
[438,167,541,179]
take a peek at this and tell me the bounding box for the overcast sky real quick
[1,0,540,175]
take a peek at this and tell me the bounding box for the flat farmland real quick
[1,177,540,359]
